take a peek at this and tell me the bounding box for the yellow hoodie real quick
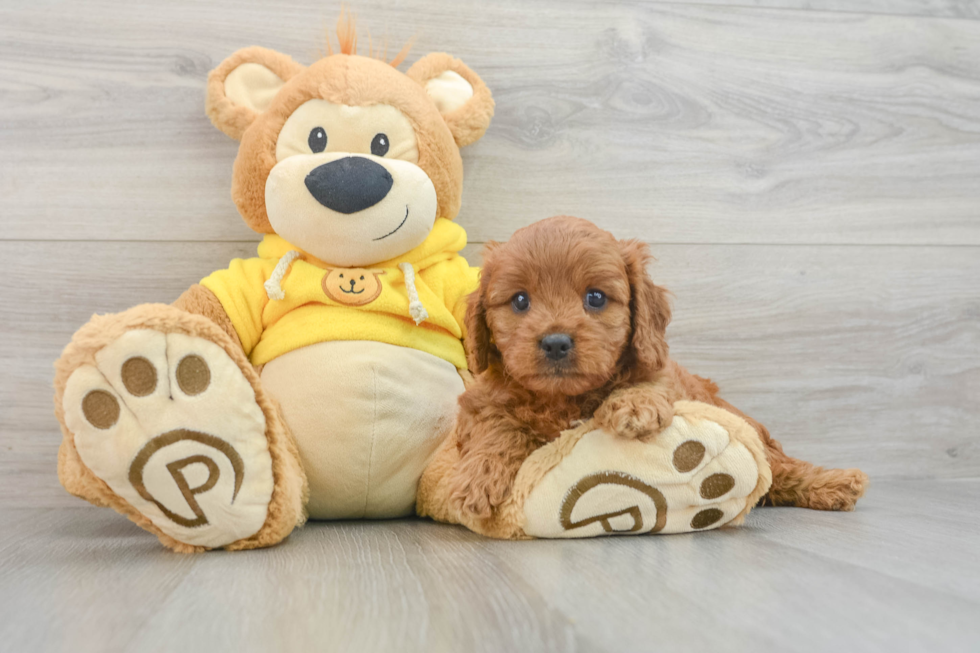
[201,218,479,369]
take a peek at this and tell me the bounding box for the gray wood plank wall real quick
[1,0,978,507]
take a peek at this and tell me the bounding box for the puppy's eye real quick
[371,133,389,157]
[511,292,530,313]
[585,289,607,310]
[308,127,327,153]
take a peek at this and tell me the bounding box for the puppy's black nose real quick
[540,333,574,361]
[305,156,393,214]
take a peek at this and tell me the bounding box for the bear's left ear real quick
[407,53,494,148]
[206,46,305,140]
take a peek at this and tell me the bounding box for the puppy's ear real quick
[620,240,672,377]
[464,243,501,373]
[464,286,492,373]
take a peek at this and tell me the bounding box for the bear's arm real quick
[419,256,480,340]
[451,262,480,340]
[173,284,243,350]
[198,257,276,356]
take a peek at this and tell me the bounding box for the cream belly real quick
[260,340,464,519]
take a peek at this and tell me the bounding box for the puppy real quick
[448,215,867,520]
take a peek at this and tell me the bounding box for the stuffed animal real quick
[419,402,772,538]
[53,19,494,552]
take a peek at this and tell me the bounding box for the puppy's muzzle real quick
[539,333,574,361]
[305,156,393,214]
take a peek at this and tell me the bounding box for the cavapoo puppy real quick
[448,215,867,520]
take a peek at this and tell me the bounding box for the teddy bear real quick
[53,22,494,552]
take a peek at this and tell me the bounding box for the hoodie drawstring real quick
[264,250,302,300]
[399,262,429,325]
[265,251,428,326]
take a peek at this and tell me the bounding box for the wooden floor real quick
[1,480,978,652]
[1,0,978,650]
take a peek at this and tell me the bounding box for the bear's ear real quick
[407,53,494,148]
[206,46,305,140]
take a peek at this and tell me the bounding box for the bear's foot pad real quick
[520,401,771,538]
[62,329,274,548]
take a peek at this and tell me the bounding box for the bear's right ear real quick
[206,47,305,140]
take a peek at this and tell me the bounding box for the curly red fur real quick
[449,216,867,519]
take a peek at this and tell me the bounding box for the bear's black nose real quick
[305,156,393,214]
[539,333,574,361]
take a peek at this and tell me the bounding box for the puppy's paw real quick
[448,472,510,521]
[450,485,494,521]
[447,447,524,523]
[594,388,674,441]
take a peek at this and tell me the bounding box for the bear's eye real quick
[511,292,530,313]
[585,289,607,310]
[360,275,365,280]
[308,127,327,153]
[371,133,389,157]
[339,273,344,279]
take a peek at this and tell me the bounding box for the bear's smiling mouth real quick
[372,205,410,241]
[339,286,365,294]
